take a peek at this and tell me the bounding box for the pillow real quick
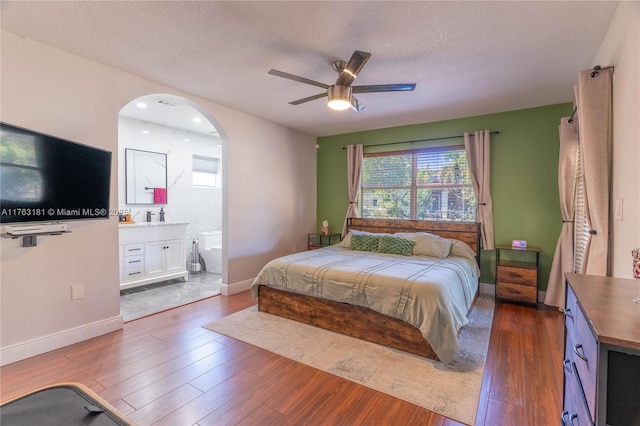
[377,235,415,256]
[396,232,451,258]
[339,229,388,248]
[349,234,380,252]
[448,238,477,261]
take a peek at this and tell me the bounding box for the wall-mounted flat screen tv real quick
[0,122,112,224]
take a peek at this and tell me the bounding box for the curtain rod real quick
[341,130,500,150]
[568,65,614,124]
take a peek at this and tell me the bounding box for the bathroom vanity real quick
[119,222,188,290]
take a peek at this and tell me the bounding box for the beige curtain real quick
[544,117,579,309]
[464,130,494,250]
[342,144,363,237]
[575,68,612,275]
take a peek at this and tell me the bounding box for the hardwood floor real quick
[0,291,564,425]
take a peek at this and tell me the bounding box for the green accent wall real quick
[317,103,573,291]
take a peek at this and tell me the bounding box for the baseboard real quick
[0,315,123,366]
[220,277,253,296]
[479,282,495,297]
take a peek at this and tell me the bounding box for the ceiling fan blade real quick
[289,92,328,105]
[352,83,416,93]
[350,96,366,112]
[268,69,330,89]
[336,50,371,86]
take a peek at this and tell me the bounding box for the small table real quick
[308,233,342,250]
[495,244,540,307]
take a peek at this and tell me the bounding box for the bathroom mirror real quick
[125,148,167,204]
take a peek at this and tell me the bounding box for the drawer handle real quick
[563,308,573,319]
[128,271,141,276]
[128,260,141,264]
[561,411,579,426]
[573,344,588,363]
[128,248,141,252]
[563,359,573,374]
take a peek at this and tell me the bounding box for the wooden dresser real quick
[563,273,640,425]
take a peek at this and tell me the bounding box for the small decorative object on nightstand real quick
[308,233,342,250]
[495,244,540,308]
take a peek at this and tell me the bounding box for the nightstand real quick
[495,245,540,308]
[308,233,342,250]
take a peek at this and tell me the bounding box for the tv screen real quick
[0,122,112,224]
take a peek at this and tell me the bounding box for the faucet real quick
[146,211,155,222]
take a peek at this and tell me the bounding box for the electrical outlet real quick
[292,244,297,253]
[71,284,84,300]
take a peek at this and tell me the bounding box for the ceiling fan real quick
[268,50,416,112]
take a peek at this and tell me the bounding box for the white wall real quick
[0,31,317,365]
[591,1,640,279]
[118,116,223,248]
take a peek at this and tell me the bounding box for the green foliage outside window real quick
[360,146,476,221]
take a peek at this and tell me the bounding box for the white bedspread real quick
[251,246,479,364]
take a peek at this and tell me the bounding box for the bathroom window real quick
[192,155,220,188]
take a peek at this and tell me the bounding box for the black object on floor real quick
[0,383,132,425]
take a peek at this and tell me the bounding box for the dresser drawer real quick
[565,286,597,422]
[124,243,144,255]
[563,359,593,426]
[572,307,597,420]
[564,286,578,332]
[496,265,537,286]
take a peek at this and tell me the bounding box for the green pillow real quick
[350,234,380,252]
[377,235,415,256]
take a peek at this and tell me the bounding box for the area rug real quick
[203,296,494,425]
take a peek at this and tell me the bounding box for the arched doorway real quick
[117,94,225,321]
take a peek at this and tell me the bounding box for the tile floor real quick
[120,272,221,321]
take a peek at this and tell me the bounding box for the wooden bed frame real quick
[257,218,481,361]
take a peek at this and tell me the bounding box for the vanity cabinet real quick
[562,273,640,425]
[145,239,185,278]
[119,223,189,290]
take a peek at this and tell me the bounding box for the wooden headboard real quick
[346,218,481,261]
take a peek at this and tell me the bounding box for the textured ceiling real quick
[0,1,619,137]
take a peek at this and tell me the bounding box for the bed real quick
[251,218,481,364]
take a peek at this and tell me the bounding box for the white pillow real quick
[448,238,477,261]
[395,232,451,258]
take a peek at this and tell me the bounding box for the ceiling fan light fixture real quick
[327,85,352,111]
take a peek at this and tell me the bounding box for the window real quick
[573,142,589,273]
[192,155,220,188]
[360,146,476,221]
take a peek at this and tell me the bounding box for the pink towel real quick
[153,188,167,204]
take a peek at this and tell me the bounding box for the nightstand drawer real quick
[496,281,537,303]
[497,265,537,286]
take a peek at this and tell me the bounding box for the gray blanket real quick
[251,246,479,364]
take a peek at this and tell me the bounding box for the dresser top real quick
[566,273,640,351]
